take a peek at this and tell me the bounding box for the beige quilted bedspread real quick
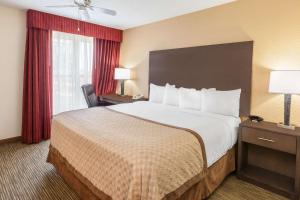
[50,107,206,200]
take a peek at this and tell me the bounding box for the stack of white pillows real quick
[149,83,241,118]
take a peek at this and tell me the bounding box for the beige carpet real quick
[0,141,287,200]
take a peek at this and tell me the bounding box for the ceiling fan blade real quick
[91,6,117,16]
[46,5,77,8]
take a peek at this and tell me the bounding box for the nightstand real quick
[99,94,147,105]
[237,120,300,199]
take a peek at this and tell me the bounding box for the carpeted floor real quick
[0,141,287,200]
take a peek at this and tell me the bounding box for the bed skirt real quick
[47,146,235,200]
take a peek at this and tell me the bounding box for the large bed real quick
[47,41,253,200]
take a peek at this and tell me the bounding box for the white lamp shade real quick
[269,70,300,94]
[114,68,131,80]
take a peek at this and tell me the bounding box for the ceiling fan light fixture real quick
[75,0,91,6]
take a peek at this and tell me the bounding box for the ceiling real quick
[0,0,235,30]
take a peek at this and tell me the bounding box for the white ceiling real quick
[0,0,235,30]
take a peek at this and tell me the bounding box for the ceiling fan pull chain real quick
[77,9,80,32]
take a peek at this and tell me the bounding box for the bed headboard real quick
[149,41,253,116]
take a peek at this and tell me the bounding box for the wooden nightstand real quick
[238,120,300,199]
[99,94,147,105]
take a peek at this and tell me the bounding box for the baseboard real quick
[0,136,22,145]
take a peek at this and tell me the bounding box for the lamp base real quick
[277,122,296,130]
[116,80,125,96]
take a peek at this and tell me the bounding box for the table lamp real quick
[269,70,300,130]
[114,68,131,96]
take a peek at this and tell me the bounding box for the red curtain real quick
[27,10,122,42]
[92,39,121,95]
[22,27,52,144]
[22,10,122,144]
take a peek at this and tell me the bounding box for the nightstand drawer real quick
[242,127,296,154]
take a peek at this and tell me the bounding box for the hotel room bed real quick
[48,41,253,199]
[47,101,238,200]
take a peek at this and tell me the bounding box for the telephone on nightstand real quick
[132,94,144,100]
[249,115,264,123]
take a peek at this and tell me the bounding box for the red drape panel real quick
[92,39,120,95]
[27,10,122,42]
[22,10,122,144]
[22,27,52,144]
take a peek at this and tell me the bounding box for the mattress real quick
[49,101,240,199]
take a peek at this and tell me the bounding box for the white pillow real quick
[149,83,165,103]
[179,88,201,110]
[149,83,175,103]
[163,84,179,106]
[202,89,241,117]
[202,88,217,92]
[179,88,216,110]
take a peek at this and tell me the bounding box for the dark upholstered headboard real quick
[149,41,253,116]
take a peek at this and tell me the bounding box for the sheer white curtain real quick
[52,31,93,115]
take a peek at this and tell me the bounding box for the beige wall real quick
[0,5,26,140]
[120,0,300,125]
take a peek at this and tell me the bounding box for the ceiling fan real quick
[46,0,117,20]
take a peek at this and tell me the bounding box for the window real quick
[52,31,93,115]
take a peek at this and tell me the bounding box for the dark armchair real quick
[81,84,112,108]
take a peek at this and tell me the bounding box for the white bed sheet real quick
[108,101,240,167]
